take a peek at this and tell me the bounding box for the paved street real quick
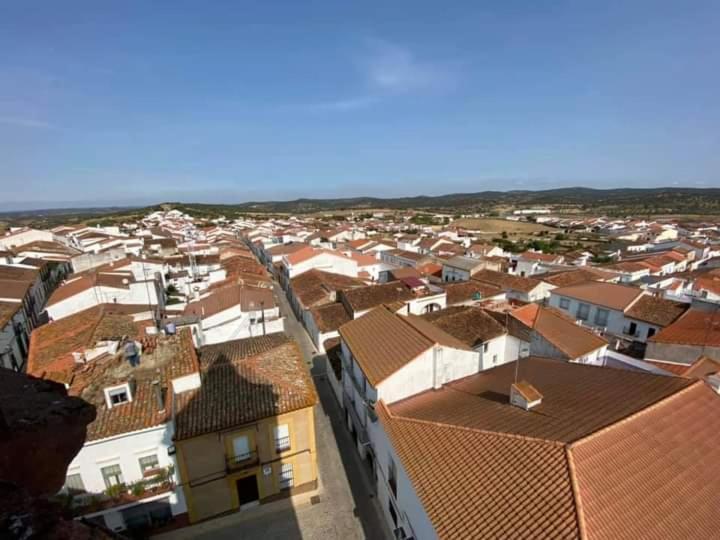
[156,279,391,540]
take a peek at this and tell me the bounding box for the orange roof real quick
[339,305,469,386]
[650,309,720,347]
[551,282,644,311]
[379,362,717,539]
[512,304,608,359]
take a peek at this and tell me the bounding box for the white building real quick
[27,308,196,533]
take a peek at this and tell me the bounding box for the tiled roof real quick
[339,306,435,386]
[47,271,134,307]
[341,282,417,314]
[310,302,351,333]
[512,304,608,359]
[28,305,200,441]
[623,295,687,326]
[440,280,502,305]
[570,382,720,540]
[472,269,542,294]
[183,285,274,318]
[550,282,643,311]
[290,269,366,309]
[0,279,31,301]
[421,306,506,348]
[378,401,579,539]
[174,334,317,440]
[443,255,485,271]
[379,361,717,538]
[27,305,140,380]
[649,309,720,347]
[390,357,691,443]
[541,267,618,287]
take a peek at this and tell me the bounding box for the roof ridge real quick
[565,446,588,540]
[568,379,702,447]
[397,312,444,347]
[382,397,566,447]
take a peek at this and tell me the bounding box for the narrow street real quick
[158,280,391,540]
[271,281,393,540]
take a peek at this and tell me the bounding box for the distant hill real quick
[2,188,720,228]
[224,187,720,214]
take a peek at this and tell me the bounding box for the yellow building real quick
[173,333,318,523]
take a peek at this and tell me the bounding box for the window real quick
[274,424,291,452]
[388,457,398,498]
[483,343,489,353]
[105,385,130,408]
[594,308,609,327]
[559,297,570,310]
[101,464,124,488]
[232,435,251,461]
[576,303,590,321]
[138,454,159,474]
[493,354,498,364]
[647,327,656,339]
[388,499,398,527]
[64,473,85,493]
[279,463,294,490]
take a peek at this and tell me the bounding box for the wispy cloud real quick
[300,39,459,113]
[0,116,54,129]
[361,38,458,94]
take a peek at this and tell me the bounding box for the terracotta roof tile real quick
[570,382,720,540]
[389,357,691,443]
[341,282,418,314]
[550,282,643,311]
[421,306,506,348]
[440,280,503,305]
[310,302,351,333]
[174,334,317,440]
[472,269,542,294]
[290,269,366,309]
[339,306,435,386]
[650,309,720,347]
[378,361,716,538]
[512,304,608,359]
[624,295,687,327]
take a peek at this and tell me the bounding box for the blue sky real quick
[1,1,719,209]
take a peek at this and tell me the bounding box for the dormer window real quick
[105,383,132,408]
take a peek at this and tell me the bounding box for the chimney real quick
[510,381,543,410]
[152,380,166,412]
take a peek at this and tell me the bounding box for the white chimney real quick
[510,381,543,410]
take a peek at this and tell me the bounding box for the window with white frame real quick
[101,464,124,488]
[64,473,85,493]
[576,303,590,321]
[594,308,609,326]
[139,454,159,474]
[274,424,291,452]
[559,297,570,310]
[279,463,294,490]
[104,384,131,408]
[483,343,489,353]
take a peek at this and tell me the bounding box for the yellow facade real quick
[176,405,318,523]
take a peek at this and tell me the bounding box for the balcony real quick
[60,466,176,517]
[226,450,259,471]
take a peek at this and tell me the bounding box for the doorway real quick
[236,475,259,508]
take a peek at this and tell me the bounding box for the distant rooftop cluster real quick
[2,203,720,537]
